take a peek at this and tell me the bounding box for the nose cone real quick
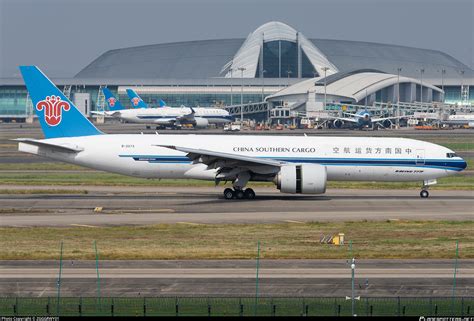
[460,158,468,170]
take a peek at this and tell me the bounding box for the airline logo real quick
[36,95,70,126]
[107,97,116,107]
[132,97,141,106]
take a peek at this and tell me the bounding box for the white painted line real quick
[70,224,98,228]
[284,220,306,224]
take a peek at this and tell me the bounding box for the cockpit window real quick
[447,153,458,158]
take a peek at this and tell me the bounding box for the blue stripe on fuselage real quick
[118,155,466,171]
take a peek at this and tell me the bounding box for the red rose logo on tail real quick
[132,97,140,106]
[36,95,70,126]
[107,97,116,107]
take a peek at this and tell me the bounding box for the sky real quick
[0,0,473,78]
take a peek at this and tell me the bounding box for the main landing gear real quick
[223,188,256,200]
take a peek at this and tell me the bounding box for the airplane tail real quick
[126,89,148,108]
[102,88,124,111]
[159,99,167,107]
[19,66,103,139]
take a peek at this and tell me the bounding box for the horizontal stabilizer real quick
[13,138,83,153]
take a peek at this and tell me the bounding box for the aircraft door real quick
[415,149,425,165]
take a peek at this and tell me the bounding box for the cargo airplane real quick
[17,66,467,199]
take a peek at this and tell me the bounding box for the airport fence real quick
[0,297,473,316]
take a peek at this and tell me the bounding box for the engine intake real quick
[333,119,344,128]
[193,117,209,128]
[275,164,327,194]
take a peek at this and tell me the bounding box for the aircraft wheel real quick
[223,188,234,200]
[420,190,429,198]
[244,188,256,200]
[235,189,245,200]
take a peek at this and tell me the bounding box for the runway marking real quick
[70,224,98,228]
[284,220,306,224]
[176,222,204,226]
[120,209,175,213]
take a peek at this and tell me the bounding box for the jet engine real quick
[275,164,327,194]
[193,117,209,129]
[333,119,344,128]
[381,119,392,128]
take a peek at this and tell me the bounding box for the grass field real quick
[1,221,472,260]
[0,160,472,190]
[1,296,472,317]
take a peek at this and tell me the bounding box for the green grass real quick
[1,221,473,260]
[0,163,87,171]
[0,189,88,194]
[0,297,472,316]
[427,141,474,151]
[0,171,472,189]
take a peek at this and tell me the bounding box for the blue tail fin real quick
[159,99,167,107]
[20,66,102,139]
[102,88,124,111]
[126,89,147,108]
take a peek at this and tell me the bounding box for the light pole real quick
[261,70,267,102]
[322,67,329,109]
[441,69,446,93]
[351,258,355,316]
[230,68,233,106]
[420,68,425,106]
[238,67,246,123]
[460,70,465,106]
[397,67,402,128]
[286,69,292,87]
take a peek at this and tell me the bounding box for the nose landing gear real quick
[420,179,436,198]
[420,190,429,198]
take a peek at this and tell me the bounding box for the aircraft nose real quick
[461,158,468,170]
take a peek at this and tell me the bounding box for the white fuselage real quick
[19,134,466,184]
[110,107,232,125]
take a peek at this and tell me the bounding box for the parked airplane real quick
[329,109,404,129]
[102,88,125,111]
[100,88,232,128]
[17,66,467,200]
[126,89,167,108]
[441,114,474,128]
[126,89,148,108]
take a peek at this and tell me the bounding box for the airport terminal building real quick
[1,21,473,121]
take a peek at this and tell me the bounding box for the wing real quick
[372,115,406,122]
[13,138,83,153]
[324,115,359,123]
[176,107,195,122]
[156,145,284,168]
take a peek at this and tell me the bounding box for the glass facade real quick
[0,86,29,116]
[257,40,317,78]
[118,92,264,109]
[443,86,474,104]
[0,85,271,118]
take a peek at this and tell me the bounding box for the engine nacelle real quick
[381,119,392,128]
[193,117,209,129]
[333,119,344,128]
[275,164,327,194]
